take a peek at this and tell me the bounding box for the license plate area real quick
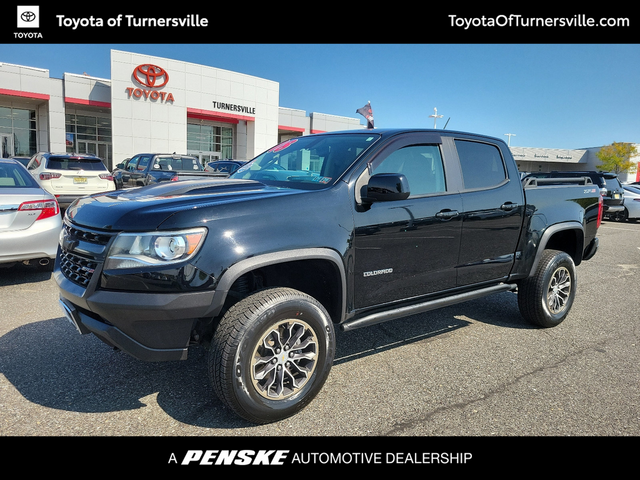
[73,177,87,184]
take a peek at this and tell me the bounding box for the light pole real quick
[429,108,443,128]
[505,133,516,146]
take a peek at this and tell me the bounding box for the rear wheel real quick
[208,287,335,424]
[518,249,576,328]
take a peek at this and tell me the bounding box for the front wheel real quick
[518,249,576,328]
[208,288,336,424]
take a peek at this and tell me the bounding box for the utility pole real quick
[505,133,516,146]
[429,108,443,128]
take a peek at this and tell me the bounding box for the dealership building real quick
[1,48,638,182]
[0,49,363,169]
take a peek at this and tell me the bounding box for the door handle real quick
[500,202,519,211]
[436,209,459,219]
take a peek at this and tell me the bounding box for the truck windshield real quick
[230,133,380,189]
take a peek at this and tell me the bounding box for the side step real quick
[340,283,517,332]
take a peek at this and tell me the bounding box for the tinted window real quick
[455,140,506,190]
[154,156,201,171]
[0,162,39,188]
[373,145,446,196]
[46,156,107,171]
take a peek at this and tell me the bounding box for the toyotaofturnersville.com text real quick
[174,450,473,466]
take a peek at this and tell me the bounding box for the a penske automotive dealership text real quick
[173,450,473,466]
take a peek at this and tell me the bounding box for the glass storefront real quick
[0,106,37,157]
[65,113,112,166]
[187,123,234,165]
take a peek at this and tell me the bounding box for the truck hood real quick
[66,179,296,231]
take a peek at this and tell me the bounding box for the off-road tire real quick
[208,287,335,424]
[518,249,576,328]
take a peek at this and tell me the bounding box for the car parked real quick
[0,158,62,269]
[112,153,221,189]
[26,153,115,208]
[600,172,625,217]
[204,160,246,176]
[611,185,640,222]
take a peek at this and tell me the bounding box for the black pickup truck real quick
[112,153,224,189]
[55,129,601,424]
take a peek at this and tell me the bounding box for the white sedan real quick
[616,185,640,221]
[26,153,115,208]
[0,158,62,269]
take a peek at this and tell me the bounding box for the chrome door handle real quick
[436,209,459,219]
[500,202,519,211]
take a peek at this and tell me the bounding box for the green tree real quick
[596,142,638,174]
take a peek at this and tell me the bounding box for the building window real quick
[65,113,112,164]
[0,106,37,157]
[187,123,234,159]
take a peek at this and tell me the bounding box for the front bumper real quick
[56,269,216,361]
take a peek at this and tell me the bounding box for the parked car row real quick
[1,152,244,270]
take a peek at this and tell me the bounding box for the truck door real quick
[353,135,463,309]
[128,154,152,187]
[453,138,524,286]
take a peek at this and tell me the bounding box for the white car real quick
[618,185,640,221]
[0,158,62,268]
[27,153,115,208]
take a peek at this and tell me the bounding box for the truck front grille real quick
[59,223,116,288]
[60,251,98,287]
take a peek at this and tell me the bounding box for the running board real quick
[340,283,517,332]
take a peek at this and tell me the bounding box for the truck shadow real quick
[0,293,528,431]
[334,291,529,365]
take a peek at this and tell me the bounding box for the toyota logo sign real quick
[133,64,169,88]
[20,11,37,22]
[126,64,175,103]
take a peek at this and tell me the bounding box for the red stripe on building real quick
[65,97,111,108]
[0,88,50,101]
[187,107,254,124]
[278,125,306,133]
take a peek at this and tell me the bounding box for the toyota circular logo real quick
[20,11,37,22]
[133,64,169,88]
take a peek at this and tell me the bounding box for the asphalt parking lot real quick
[1,220,638,445]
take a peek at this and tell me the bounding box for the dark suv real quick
[599,172,625,216]
[524,171,624,216]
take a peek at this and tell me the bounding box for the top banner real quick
[3,4,637,44]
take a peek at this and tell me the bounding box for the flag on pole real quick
[356,101,374,129]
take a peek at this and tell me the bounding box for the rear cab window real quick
[153,156,201,171]
[455,140,507,190]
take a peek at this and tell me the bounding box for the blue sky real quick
[1,43,638,150]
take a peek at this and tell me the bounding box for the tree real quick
[596,142,638,174]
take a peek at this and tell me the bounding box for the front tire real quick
[208,288,335,424]
[518,249,576,328]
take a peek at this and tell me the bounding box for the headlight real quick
[104,228,207,269]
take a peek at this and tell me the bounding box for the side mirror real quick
[362,173,410,203]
